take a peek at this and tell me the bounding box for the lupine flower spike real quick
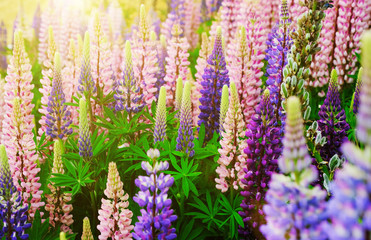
[115,41,144,115]
[220,0,243,44]
[351,68,363,115]
[318,69,350,162]
[97,162,134,239]
[0,144,31,239]
[133,149,177,240]
[261,96,327,239]
[78,98,93,160]
[216,82,247,192]
[46,52,73,139]
[239,89,282,238]
[199,26,230,141]
[219,85,229,134]
[175,77,183,116]
[176,81,195,157]
[2,31,44,219]
[45,140,73,233]
[154,87,167,143]
[324,30,371,240]
[81,217,94,240]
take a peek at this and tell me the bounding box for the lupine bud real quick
[81,217,94,240]
[154,87,167,143]
[175,76,183,115]
[78,98,92,160]
[176,81,195,157]
[351,68,363,115]
[78,31,96,98]
[219,85,229,133]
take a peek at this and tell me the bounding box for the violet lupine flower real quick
[318,69,350,162]
[2,31,44,220]
[46,52,73,139]
[0,144,31,240]
[81,217,94,240]
[115,41,144,114]
[161,0,186,39]
[216,82,247,192]
[132,5,159,109]
[133,149,177,240]
[265,0,292,122]
[97,162,134,240]
[164,24,190,107]
[260,96,327,240]
[78,98,93,160]
[198,27,230,142]
[78,31,96,99]
[324,31,371,239]
[154,35,167,100]
[220,0,243,44]
[176,81,195,157]
[154,87,167,144]
[0,21,7,70]
[239,89,281,239]
[351,68,363,115]
[45,140,73,233]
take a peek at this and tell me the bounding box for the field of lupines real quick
[0,0,371,239]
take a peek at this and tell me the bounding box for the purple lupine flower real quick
[260,96,327,240]
[0,21,7,70]
[78,98,92,160]
[46,52,73,139]
[176,82,194,157]
[198,26,230,142]
[78,32,96,98]
[32,4,41,40]
[133,149,177,240]
[265,0,292,124]
[352,68,363,115]
[239,89,282,239]
[154,87,167,143]
[162,0,186,39]
[154,35,167,100]
[114,41,144,114]
[318,69,350,162]
[0,145,31,239]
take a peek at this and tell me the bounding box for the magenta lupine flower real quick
[45,140,73,233]
[220,0,243,44]
[133,149,177,240]
[287,0,307,25]
[260,96,327,239]
[2,31,44,220]
[311,0,370,88]
[216,82,247,192]
[193,33,213,127]
[227,21,265,125]
[39,26,58,137]
[132,5,159,108]
[164,24,190,107]
[324,31,371,239]
[239,89,282,239]
[46,52,73,139]
[97,162,134,240]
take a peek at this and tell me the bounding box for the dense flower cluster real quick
[78,98,93,160]
[154,87,167,143]
[133,149,177,240]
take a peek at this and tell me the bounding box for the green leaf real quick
[182,177,189,198]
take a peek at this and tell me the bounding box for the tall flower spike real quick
[132,4,159,108]
[324,30,371,240]
[97,162,134,239]
[318,69,350,162]
[198,26,230,142]
[176,81,195,157]
[351,68,363,115]
[215,82,247,192]
[46,52,73,139]
[0,21,7,70]
[81,217,94,240]
[2,31,44,220]
[261,96,327,239]
[239,89,282,238]
[39,26,58,137]
[78,98,92,160]
[0,77,5,142]
[184,1,201,49]
[0,144,31,239]
[175,77,183,116]
[154,87,167,143]
[114,41,144,115]
[154,35,167,100]
[164,24,190,107]
[161,0,186,39]
[45,140,73,233]
[219,85,229,133]
[220,0,243,44]
[78,31,96,99]
[133,149,177,240]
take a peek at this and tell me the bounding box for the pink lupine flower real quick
[220,0,243,44]
[2,31,44,220]
[97,162,134,240]
[39,26,57,138]
[0,77,5,142]
[216,82,247,193]
[192,33,213,127]
[184,1,201,49]
[45,140,73,233]
[108,0,125,42]
[287,0,307,24]
[59,8,80,61]
[132,5,159,108]
[164,24,190,107]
